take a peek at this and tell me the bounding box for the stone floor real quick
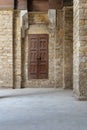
[0,88,87,130]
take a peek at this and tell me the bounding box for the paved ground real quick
[0,88,87,130]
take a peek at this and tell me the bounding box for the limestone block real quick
[0,10,13,88]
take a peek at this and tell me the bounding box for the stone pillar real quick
[21,12,28,88]
[13,11,21,89]
[48,9,57,87]
[63,7,73,89]
[56,9,64,87]
[73,0,87,99]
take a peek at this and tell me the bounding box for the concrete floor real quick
[0,88,87,130]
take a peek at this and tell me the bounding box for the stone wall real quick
[0,10,21,89]
[73,0,80,96]
[63,7,73,89]
[73,0,87,99]
[22,11,57,88]
[0,10,13,88]
[21,9,74,89]
[55,10,63,87]
[13,11,21,89]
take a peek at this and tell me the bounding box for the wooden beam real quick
[14,0,18,9]
[49,0,63,9]
[63,0,73,6]
[0,0,14,9]
[27,0,49,12]
[17,0,27,10]
[27,0,33,11]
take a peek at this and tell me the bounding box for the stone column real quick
[21,12,28,88]
[63,7,73,89]
[73,0,87,99]
[48,9,57,87]
[56,9,64,88]
[13,10,21,89]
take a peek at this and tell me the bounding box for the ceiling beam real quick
[27,0,33,11]
[49,0,63,9]
[14,0,18,9]
[63,0,73,6]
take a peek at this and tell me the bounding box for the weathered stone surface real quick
[29,12,48,24]
[21,11,57,88]
[63,7,73,89]
[13,11,21,89]
[0,1,87,100]
[55,10,64,88]
[73,0,87,99]
[0,10,13,88]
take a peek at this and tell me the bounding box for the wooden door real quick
[28,34,48,79]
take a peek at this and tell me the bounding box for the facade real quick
[0,0,87,100]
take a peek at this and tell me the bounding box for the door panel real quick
[40,51,47,61]
[29,64,37,79]
[30,52,37,62]
[38,34,48,79]
[28,34,48,79]
[30,38,38,50]
[28,35,38,79]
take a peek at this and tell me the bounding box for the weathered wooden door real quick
[28,34,48,79]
